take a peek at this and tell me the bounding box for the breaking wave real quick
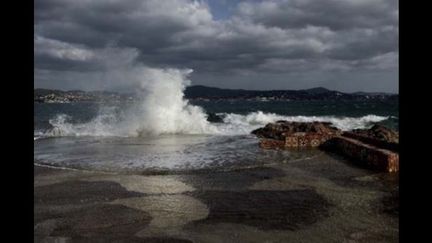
[218,112,389,134]
[33,65,389,139]
[38,67,219,137]
[36,111,389,139]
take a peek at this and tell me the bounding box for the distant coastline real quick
[34,85,398,103]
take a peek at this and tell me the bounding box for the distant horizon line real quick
[34,85,399,95]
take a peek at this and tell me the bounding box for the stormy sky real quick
[34,0,398,93]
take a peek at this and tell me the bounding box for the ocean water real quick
[34,98,398,173]
[33,64,397,173]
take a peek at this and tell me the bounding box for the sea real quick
[34,97,398,173]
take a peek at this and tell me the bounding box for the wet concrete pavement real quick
[34,151,398,243]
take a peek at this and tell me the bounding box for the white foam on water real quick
[34,61,389,138]
[40,110,388,138]
[217,111,388,134]
[41,67,219,137]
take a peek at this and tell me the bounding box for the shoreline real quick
[34,152,321,176]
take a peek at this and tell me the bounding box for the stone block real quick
[259,139,285,149]
[324,136,399,173]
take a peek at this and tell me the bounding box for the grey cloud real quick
[34,0,398,92]
[35,36,140,71]
[237,0,398,31]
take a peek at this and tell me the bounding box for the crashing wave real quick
[218,111,388,134]
[36,111,389,138]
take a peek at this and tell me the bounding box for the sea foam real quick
[217,112,388,134]
[42,67,218,137]
[40,111,388,138]
[36,65,389,138]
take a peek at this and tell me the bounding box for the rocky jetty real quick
[251,121,341,149]
[351,124,399,143]
[322,136,399,172]
[252,122,399,172]
[252,121,341,139]
[342,125,399,153]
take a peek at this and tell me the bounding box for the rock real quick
[322,136,399,172]
[252,121,340,139]
[259,139,286,149]
[252,121,341,148]
[351,124,399,143]
[206,112,224,123]
[252,121,399,172]
[344,124,399,152]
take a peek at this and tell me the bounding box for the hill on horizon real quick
[183,85,397,100]
[34,85,398,103]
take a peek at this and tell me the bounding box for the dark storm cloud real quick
[34,0,398,92]
[237,0,397,30]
